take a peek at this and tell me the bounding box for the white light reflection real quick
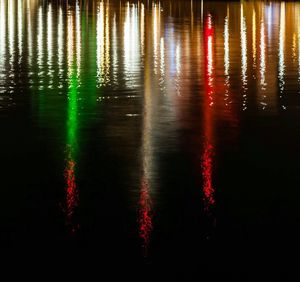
[58,7,64,89]
[18,0,22,62]
[124,3,139,88]
[159,37,166,92]
[175,44,181,96]
[278,2,286,109]
[240,3,248,110]
[37,6,43,90]
[27,0,32,67]
[47,4,53,88]
[8,0,15,79]
[259,12,267,109]
[96,2,104,87]
[112,14,118,85]
[76,0,81,82]
[224,11,230,105]
[153,4,159,74]
[0,0,6,82]
[67,8,74,79]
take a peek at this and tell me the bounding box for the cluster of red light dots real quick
[138,178,153,257]
[65,155,79,233]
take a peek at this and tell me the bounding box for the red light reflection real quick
[202,14,215,213]
[64,148,79,234]
[138,177,153,257]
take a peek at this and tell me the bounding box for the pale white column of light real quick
[0,0,6,82]
[37,6,44,88]
[9,0,15,77]
[58,7,64,89]
[104,4,110,85]
[278,2,286,109]
[159,37,165,92]
[76,0,81,80]
[153,4,159,75]
[96,2,104,87]
[47,3,53,88]
[124,3,139,87]
[112,13,118,85]
[224,12,230,105]
[240,2,248,110]
[27,0,32,67]
[67,8,74,80]
[175,43,181,96]
[140,3,145,57]
[18,0,22,62]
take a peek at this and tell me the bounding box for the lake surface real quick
[0,0,300,279]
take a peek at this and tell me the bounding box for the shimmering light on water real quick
[0,1,300,278]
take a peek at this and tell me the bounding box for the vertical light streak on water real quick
[76,0,81,82]
[58,7,64,90]
[259,9,267,109]
[17,0,22,63]
[252,9,256,69]
[240,3,248,111]
[27,0,32,69]
[159,37,165,92]
[65,7,79,233]
[224,9,230,105]
[47,3,53,88]
[104,3,110,85]
[37,6,44,90]
[202,14,215,215]
[124,3,139,87]
[8,0,15,86]
[139,46,153,258]
[175,44,181,96]
[292,33,297,62]
[96,2,104,87]
[112,13,118,85]
[278,2,286,109]
[298,5,300,87]
[153,4,159,75]
[0,0,6,86]
[140,3,145,57]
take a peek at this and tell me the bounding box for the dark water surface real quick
[1,0,300,279]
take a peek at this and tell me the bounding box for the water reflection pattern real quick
[1,0,300,252]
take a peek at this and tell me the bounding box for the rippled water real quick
[1,0,300,279]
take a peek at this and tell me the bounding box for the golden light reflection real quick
[278,2,286,109]
[252,10,256,69]
[259,12,266,90]
[240,3,248,110]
